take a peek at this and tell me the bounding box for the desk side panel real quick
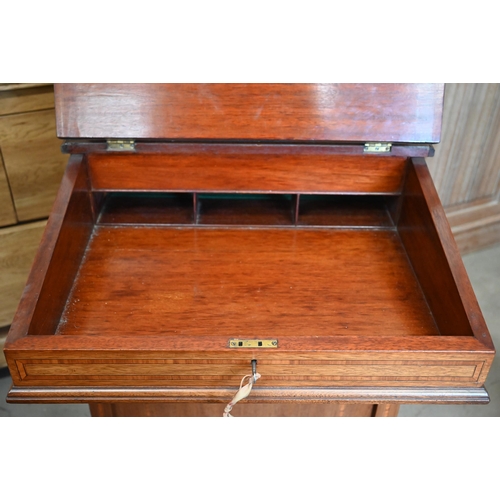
[5,155,94,344]
[398,158,494,353]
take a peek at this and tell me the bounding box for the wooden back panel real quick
[87,153,407,194]
[55,84,444,143]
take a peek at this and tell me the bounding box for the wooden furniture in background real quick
[4,84,495,417]
[431,83,500,253]
[0,84,66,370]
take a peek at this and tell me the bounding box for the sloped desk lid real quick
[54,84,444,143]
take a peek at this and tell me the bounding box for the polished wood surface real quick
[8,333,490,358]
[55,84,444,143]
[8,385,490,404]
[0,221,46,327]
[28,157,94,338]
[5,155,91,344]
[21,359,478,379]
[398,160,471,338]
[55,227,438,339]
[64,141,436,158]
[88,153,406,194]
[372,404,400,417]
[89,402,386,417]
[0,109,66,221]
[399,159,492,347]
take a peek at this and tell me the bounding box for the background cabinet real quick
[430,83,500,253]
[0,84,66,369]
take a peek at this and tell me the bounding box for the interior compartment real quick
[55,225,439,338]
[197,193,292,226]
[7,152,493,404]
[97,192,396,228]
[64,190,419,337]
[18,155,478,342]
[298,194,393,228]
[99,192,193,225]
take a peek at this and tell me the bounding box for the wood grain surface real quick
[8,333,490,356]
[55,84,444,142]
[88,153,406,194]
[0,109,67,221]
[0,85,54,116]
[430,84,500,252]
[430,84,500,206]
[89,402,380,417]
[7,385,490,405]
[5,155,91,344]
[26,156,94,337]
[0,156,16,227]
[399,159,492,347]
[55,227,438,339]
[448,200,500,253]
[20,359,478,379]
[0,221,46,327]
[372,404,400,417]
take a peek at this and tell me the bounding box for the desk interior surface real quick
[56,226,440,338]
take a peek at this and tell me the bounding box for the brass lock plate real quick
[229,339,278,348]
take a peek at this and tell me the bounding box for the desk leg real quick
[89,403,400,417]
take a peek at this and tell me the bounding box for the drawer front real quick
[10,354,487,388]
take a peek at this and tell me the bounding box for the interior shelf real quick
[98,192,395,228]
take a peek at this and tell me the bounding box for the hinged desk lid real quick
[55,84,444,143]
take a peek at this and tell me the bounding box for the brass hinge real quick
[229,339,278,348]
[364,142,392,153]
[106,139,136,151]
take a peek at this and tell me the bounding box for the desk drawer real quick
[4,153,494,405]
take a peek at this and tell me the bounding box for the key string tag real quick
[223,360,260,417]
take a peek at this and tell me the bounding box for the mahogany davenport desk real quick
[4,84,495,417]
